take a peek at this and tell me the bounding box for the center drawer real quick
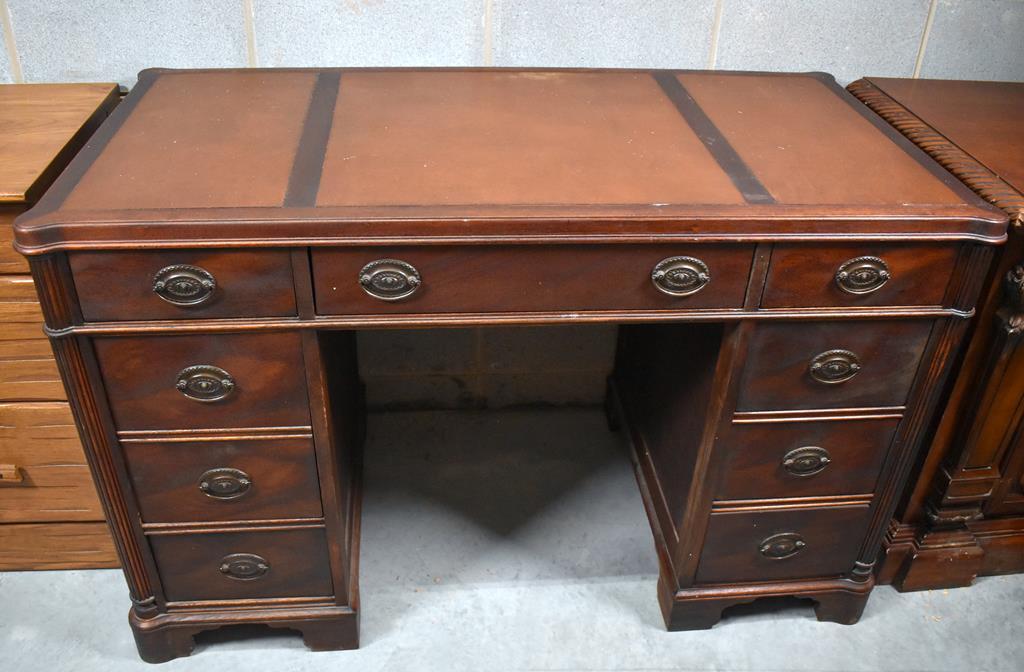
[93,332,310,431]
[312,245,755,315]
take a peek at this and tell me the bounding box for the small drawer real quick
[124,438,322,523]
[737,320,933,411]
[695,504,872,585]
[714,418,899,500]
[312,244,755,315]
[94,332,309,431]
[69,249,297,322]
[762,243,958,308]
[0,402,103,523]
[149,527,333,602]
[0,321,64,401]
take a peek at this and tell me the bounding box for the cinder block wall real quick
[1,1,1021,87]
[3,1,1019,408]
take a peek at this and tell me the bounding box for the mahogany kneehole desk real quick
[13,68,1006,663]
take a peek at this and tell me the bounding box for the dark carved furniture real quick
[14,68,1006,662]
[0,82,120,570]
[848,77,1024,590]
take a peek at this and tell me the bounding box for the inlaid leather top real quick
[14,69,1005,253]
[861,78,1024,194]
[0,83,118,204]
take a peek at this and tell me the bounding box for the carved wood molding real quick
[847,79,1024,228]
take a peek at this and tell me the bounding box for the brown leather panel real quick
[63,71,316,211]
[0,402,102,523]
[867,78,1024,192]
[317,70,744,207]
[0,83,118,204]
[679,73,964,206]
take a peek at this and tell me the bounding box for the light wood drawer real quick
[0,402,104,523]
[0,274,43,322]
[0,522,118,570]
[0,207,29,274]
[0,321,64,401]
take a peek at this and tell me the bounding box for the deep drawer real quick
[736,320,933,411]
[124,437,322,524]
[714,417,899,501]
[149,527,333,602]
[93,332,310,431]
[0,402,103,523]
[762,243,958,308]
[69,249,297,322]
[312,245,755,315]
[695,503,872,585]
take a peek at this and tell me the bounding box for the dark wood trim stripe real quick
[284,72,341,208]
[653,71,775,205]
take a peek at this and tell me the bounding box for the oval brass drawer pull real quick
[175,364,236,402]
[358,259,421,301]
[809,349,861,384]
[759,532,806,560]
[198,467,252,500]
[219,553,269,580]
[835,256,890,295]
[152,264,216,306]
[782,446,832,477]
[651,256,710,296]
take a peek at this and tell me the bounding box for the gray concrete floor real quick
[2,409,1023,671]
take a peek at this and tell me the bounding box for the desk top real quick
[849,77,1024,227]
[14,69,1005,254]
[0,83,119,205]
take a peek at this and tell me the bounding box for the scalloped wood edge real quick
[847,79,1024,228]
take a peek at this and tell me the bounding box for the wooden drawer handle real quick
[358,258,421,301]
[759,532,806,560]
[835,256,890,294]
[152,264,216,306]
[651,256,710,296]
[809,349,861,384]
[0,464,24,485]
[175,364,236,402]
[219,553,270,580]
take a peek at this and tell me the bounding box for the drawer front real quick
[737,320,933,411]
[0,321,64,401]
[714,418,899,500]
[312,245,755,315]
[125,438,322,523]
[0,402,103,523]
[149,527,333,602]
[695,504,872,584]
[69,250,297,322]
[762,244,958,308]
[94,332,310,431]
[0,275,43,322]
[0,207,29,274]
